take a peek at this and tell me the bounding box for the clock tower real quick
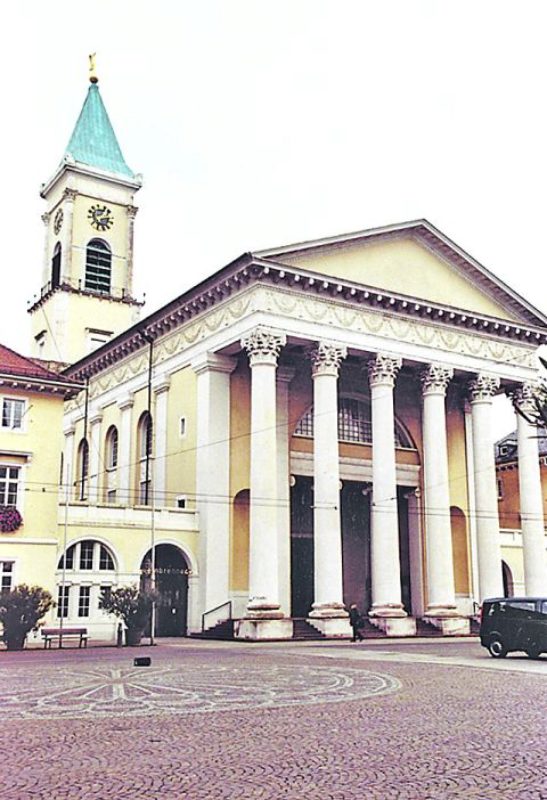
[29,63,143,365]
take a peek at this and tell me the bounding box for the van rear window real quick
[501,601,535,614]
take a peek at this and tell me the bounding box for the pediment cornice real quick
[64,251,547,382]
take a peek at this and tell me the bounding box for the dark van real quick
[480,597,547,659]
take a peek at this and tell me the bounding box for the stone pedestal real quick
[234,618,294,641]
[307,617,352,637]
[369,616,417,637]
[422,616,471,636]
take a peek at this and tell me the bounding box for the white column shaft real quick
[368,354,405,617]
[248,361,280,608]
[312,371,344,609]
[88,417,102,504]
[194,355,235,617]
[516,411,547,594]
[422,387,457,612]
[117,400,133,506]
[153,383,170,507]
[470,385,504,600]
[276,369,294,616]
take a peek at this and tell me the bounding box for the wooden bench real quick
[41,627,88,649]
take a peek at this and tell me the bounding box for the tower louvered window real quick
[85,239,112,294]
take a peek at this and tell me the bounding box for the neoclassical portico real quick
[60,220,547,642]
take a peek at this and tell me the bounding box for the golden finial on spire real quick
[89,53,98,84]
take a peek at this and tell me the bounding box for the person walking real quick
[348,603,363,642]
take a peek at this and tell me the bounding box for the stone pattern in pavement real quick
[0,646,545,800]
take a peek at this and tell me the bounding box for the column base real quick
[308,602,348,619]
[306,617,352,638]
[234,618,294,641]
[369,603,407,619]
[245,598,284,619]
[422,616,471,636]
[368,616,417,637]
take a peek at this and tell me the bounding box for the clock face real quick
[54,209,63,235]
[88,204,114,231]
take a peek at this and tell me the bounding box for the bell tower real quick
[29,58,143,365]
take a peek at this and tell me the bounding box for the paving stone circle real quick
[0,660,401,719]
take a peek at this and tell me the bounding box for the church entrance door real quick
[140,544,189,636]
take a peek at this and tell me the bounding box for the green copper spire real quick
[62,76,135,179]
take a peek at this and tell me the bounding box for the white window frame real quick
[0,559,15,593]
[1,397,26,432]
[0,463,24,511]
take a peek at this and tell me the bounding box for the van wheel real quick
[526,643,541,660]
[488,638,507,658]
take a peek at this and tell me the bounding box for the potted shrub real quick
[99,585,157,646]
[0,584,54,650]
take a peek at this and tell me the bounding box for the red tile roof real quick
[0,343,71,382]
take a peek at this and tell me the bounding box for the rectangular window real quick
[179,417,187,437]
[0,466,20,506]
[497,478,504,500]
[79,541,94,570]
[107,489,117,504]
[1,399,25,430]
[78,586,91,617]
[0,561,13,594]
[176,496,187,509]
[57,585,69,618]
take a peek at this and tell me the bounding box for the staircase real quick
[191,618,235,640]
[292,619,326,640]
[415,617,446,637]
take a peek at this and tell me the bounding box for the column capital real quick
[308,341,347,378]
[420,364,454,396]
[117,393,135,412]
[89,412,103,427]
[468,374,500,403]
[62,188,78,202]
[126,205,139,219]
[367,354,402,387]
[63,424,76,437]
[153,375,171,395]
[241,327,286,367]
[191,352,237,376]
[511,381,537,414]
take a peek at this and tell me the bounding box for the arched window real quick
[56,540,117,621]
[104,426,119,503]
[294,397,415,449]
[138,412,153,505]
[106,426,119,470]
[51,242,61,289]
[76,438,89,501]
[85,239,112,294]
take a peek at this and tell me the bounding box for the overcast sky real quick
[3,1,545,435]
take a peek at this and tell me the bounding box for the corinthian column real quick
[307,341,351,636]
[468,374,504,600]
[513,383,547,595]
[368,354,411,628]
[421,365,466,632]
[236,327,293,640]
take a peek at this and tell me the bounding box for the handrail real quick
[202,600,232,632]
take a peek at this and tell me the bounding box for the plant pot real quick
[5,632,26,651]
[125,628,144,646]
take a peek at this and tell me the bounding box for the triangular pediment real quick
[255,220,547,327]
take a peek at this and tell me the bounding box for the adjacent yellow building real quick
[0,344,79,611]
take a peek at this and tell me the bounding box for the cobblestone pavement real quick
[0,642,545,800]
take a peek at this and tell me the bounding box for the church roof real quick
[62,82,134,178]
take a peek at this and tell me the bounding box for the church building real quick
[4,68,547,642]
